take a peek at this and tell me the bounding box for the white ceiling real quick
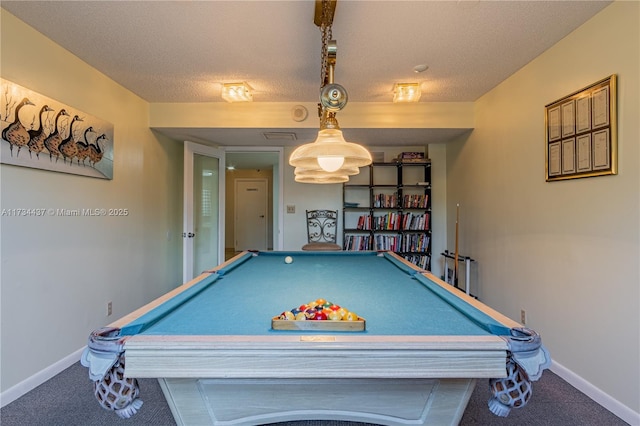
[2,0,611,150]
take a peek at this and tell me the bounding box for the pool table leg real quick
[158,377,477,425]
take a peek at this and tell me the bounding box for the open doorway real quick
[224,149,283,260]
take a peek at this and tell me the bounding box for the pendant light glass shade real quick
[295,174,349,184]
[295,166,359,177]
[289,128,372,172]
[293,164,358,184]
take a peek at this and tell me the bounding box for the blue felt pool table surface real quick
[121,251,511,338]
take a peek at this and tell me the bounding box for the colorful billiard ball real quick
[329,304,341,311]
[314,312,328,320]
[282,311,295,320]
[284,256,293,264]
[337,308,348,319]
[328,311,342,321]
[315,298,326,305]
[345,311,359,321]
[295,312,307,321]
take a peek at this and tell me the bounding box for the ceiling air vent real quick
[262,132,297,141]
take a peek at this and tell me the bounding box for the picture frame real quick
[561,100,575,138]
[576,134,592,173]
[1,78,114,180]
[561,138,576,174]
[545,75,617,182]
[548,141,561,177]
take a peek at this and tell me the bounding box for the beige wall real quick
[0,10,183,393]
[446,1,639,417]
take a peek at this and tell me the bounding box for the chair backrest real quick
[306,210,338,244]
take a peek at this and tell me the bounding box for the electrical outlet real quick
[286,205,295,214]
[107,301,113,316]
[520,309,526,324]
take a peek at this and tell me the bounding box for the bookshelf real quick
[343,161,431,270]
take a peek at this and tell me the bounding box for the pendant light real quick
[289,0,372,184]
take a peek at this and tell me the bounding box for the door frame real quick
[224,146,284,251]
[183,141,225,282]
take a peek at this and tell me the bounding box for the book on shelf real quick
[402,254,431,270]
[395,152,426,162]
[401,212,430,230]
[402,194,428,208]
[373,213,401,230]
[356,215,373,230]
[354,213,429,231]
[400,234,430,252]
[374,192,398,208]
[374,234,400,251]
[343,234,371,251]
[399,158,428,163]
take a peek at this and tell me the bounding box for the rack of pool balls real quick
[271,298,365,331]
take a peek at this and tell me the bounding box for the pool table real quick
[83,251,548,425]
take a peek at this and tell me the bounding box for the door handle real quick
[259,215,265,218]
[183,232,196,238]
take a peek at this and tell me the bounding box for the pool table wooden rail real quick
[123,334,509,379]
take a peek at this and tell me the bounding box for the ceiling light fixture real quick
[221,82,253,102]
[289,0,372,184]
[393,83,422,103]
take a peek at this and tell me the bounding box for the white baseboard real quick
[0,346,85,408]
[551,360,640,426]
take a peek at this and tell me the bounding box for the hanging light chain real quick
[320,0,333,87]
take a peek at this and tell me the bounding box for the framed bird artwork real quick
[1,78,114,180]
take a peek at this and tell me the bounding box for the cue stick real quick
[454,204,460,288]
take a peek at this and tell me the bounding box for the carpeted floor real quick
[0,362,628,425]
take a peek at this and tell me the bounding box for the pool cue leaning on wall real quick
[454,204,460,288]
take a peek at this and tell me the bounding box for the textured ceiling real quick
[2,0,611,150]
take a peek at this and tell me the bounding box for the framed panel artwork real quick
[1,79,114,179]
[545,75,617,182]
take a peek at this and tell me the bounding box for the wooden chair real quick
[302,210,342,251]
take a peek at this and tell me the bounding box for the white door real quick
[235,179,268,251]
[183,142,225,281]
